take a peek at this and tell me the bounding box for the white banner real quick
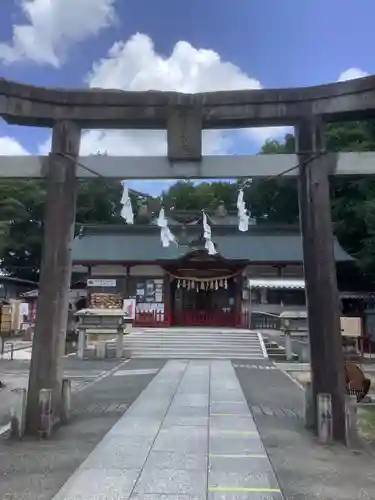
[123,299,136,320]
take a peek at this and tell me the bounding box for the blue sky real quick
[0,0,373,194]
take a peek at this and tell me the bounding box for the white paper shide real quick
[157,208,177,248]
[120,183,134,224]
[237,189,249,232]
[203,212,217,255]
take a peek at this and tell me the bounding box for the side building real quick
[71,213,354,328]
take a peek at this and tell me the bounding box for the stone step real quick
[95,330,268,360]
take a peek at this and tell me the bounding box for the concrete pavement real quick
[235,360,375,499]
[0,357,131,428]
[0,358,166,500]
[51,359,282,500]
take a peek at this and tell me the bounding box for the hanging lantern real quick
[210,280,214,290]
[219,279,223,288]
[200,281,205,291]
[215,280,219,290]
[224,279,228,289]
[182,279,186,288]
[177,280,181,289]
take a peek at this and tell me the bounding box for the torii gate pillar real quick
[296,118,346,442]
[26,120,81,434]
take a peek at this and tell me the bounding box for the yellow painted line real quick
[209,487,281,493]
[209,453,267,458]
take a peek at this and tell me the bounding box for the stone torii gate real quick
[1,76,375,441]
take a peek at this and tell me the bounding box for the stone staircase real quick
[117,328,268,360]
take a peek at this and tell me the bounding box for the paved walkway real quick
[52,360,283,499]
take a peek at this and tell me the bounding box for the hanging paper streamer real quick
[202,212,217,255]
[157,208,177,248]
[120,183,134,224]
[237,189,249,232]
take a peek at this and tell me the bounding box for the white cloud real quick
[77,33,285,156]
[0,136,30,155]
[338,68,369,82]
[0,0,116,66]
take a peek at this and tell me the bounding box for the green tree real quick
[0,178,145,281]
[249,121,375,278]
[161,180,237,212]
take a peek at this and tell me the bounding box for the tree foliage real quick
[245,121,375,278]
[0,179,141,281]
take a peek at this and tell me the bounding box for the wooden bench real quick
[344,361,371,402]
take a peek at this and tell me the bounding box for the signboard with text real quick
[123,299,136,321]
[87,279,116,288]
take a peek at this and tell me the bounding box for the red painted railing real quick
[134,310,170,327]
[175,310,246,328]
[134,309,250,328]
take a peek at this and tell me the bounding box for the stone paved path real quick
[52,360,283,500]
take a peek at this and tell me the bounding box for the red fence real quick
[134,310,248,328]
[134,309,250,328]
[174,310,236,327]
[134,310,170,327]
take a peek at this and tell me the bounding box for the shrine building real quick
[70,208,354,328]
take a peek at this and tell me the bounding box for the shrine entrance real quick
[165,251,245,327]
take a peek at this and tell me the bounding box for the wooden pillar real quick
[295,117,346,442]
[123,265,130,298]
[234,276,242,327]
[26,120,81,435]
[164,272,172,326]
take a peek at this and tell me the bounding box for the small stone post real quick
[77,328,86,360]
[285,332,293,361]
[61,378,71,424]
[10,388,27,439]
[96,341,107,359]
[345,395,360,449]
[300,342,310,362]
[318,393,333,444]
[304,381,314,430]
[39,388,53,438]
[116,323,124,359]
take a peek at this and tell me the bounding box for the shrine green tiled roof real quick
[71,224,354,264]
